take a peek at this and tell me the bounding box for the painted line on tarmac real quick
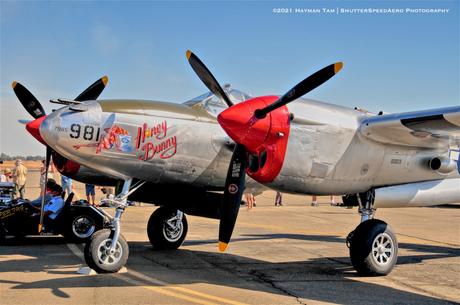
[128,269,250,305]
[66,243,250,305]
[116,275,221,305]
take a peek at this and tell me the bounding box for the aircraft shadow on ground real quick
[1,234,459,304]
[185,233,460,265]
[184,233,345,246]
[0,236,82,275]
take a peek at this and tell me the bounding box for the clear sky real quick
[1,0,459,156]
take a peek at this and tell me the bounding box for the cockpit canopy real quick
[184,85,252,117]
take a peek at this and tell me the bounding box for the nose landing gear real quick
[84,179,144,273]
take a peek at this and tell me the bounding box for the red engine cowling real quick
[26,116,81,178]
[52,152,81,177]
[217,96,291,183]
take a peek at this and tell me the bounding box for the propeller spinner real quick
[185,50,343,251]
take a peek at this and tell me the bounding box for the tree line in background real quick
[0,153,44,161]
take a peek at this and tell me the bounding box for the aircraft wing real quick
[360,106,460,148]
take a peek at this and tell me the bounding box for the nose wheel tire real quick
[84,229,129,273]
[147,208,188,250]
[349,219,398,276]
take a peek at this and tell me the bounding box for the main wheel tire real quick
[147,208,188,250]
[67,214,99,243]
[84,229,129,273]
[349,219,398,276]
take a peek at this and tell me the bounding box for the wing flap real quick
[360,106,460,148]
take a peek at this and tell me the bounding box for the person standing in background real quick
[40,160,56,186]
[61,176,73,199]
[311,195,318,207]
[50,162,59,184]
[39,160,46,192]
[86,184,96,206]
[13,159,28,199]
[3,169,13,182]
[275,191,283,206]
[330,196,336,206]
[39,160,54,194]
[311,195,337,207]
[0,169,8,182]
[245,193,256,210]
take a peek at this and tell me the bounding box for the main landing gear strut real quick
[84,179,144,273]
[346,189,398,276]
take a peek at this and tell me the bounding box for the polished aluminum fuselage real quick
[40,98,456,195]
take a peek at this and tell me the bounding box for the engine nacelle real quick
[374,179,460,208]
[428,157,457,174]
[52,152,118,186]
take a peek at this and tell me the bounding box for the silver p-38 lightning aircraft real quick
[12,51,460,276]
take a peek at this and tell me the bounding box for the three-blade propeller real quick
[186,50,343,251]
[12,76,109,232]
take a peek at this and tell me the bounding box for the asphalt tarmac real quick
[1,192,459,305]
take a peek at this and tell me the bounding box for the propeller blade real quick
[186,50,234,107]
[38,146,52,233]
[74,75,109,101]
[219,143,248,251]
[11,81,46,119]
[254,62,343,119]
[18,119,32,125]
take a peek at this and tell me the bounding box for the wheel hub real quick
[97,239,122,265]
[163,215,183,242]
[372,232,393,265]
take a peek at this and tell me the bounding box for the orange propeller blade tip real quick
[11,81,18,89]
[102,75,109,86]
[218,241,228,252]
[186,50,192,60]
[334,62,344,74]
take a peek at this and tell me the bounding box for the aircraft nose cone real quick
[217,97,272,152]
[217,106,250,145]
[26,116,47,145]
[39,111,61,149]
